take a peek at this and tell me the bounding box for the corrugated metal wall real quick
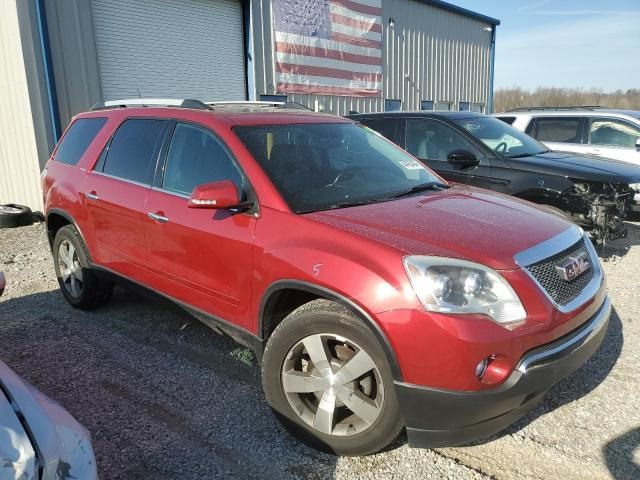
[0,0,44,210]
[250,0,493,115]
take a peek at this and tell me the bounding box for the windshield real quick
[234,123,444,213]
[457,117,549,158]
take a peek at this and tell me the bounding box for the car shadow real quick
[603,427,640,480]
[0,287,339,480]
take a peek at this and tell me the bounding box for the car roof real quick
[349,111,486,120]
[495,109,640,121]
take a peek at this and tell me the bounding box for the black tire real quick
[52,225,113,310]
[262,299,402,456]
[0,204,34,229]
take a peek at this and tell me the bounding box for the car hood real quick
[0,360,97,480]
[306,185,573,270]
[505,151,640,183]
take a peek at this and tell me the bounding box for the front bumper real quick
[395,295,611,448]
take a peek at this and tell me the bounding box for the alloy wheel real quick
[57,240,83,298]
[281,333,384,437]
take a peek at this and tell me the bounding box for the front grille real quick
[525,238,595,306]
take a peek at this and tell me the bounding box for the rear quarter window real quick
[54,117,107,165]
[496,116,516,125]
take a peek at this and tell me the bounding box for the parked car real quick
[0,271,97,479]
[495,107,640,213]
[349,111,640,243]
[494,107,640,165]
[43,99,611,456]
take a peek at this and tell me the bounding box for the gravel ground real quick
[0,222,639,480]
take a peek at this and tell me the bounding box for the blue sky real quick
[450,0,640,91]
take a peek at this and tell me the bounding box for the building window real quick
[458,101,471,111]
[259,94,288,103]
[384,99,402,112]
[420,100,434,111]
[471,103,484,113]
[434,101,452,111]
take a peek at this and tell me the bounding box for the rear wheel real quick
[262,299,402,456]
[53,225,113,309]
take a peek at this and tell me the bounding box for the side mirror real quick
[188,181,241,209]
[447,149,480,169]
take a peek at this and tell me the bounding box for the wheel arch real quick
[259,280,403,381]
[46,209,85,249]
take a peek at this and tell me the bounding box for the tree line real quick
[494,87,640,113]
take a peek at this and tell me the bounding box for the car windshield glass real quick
[457,117,548,158]
[234,123,444,213]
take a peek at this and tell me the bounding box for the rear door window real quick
[99,119,167,185]
[54,118,107,165]
[589,118,640,148]
[532,117,583,143]
[162,122,245,197]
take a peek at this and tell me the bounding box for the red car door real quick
[143,122,256,330]
[84,118,168,280]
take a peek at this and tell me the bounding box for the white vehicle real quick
[494,107,640,165]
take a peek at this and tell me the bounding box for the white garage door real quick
[92,0,246,102]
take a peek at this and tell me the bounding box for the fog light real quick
[475,356,491,379]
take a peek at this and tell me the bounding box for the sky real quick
[449,0,640,92]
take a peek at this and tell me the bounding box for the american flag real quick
[273,0,383,97]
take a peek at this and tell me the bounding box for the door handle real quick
[148,212,169,223]
[85,192,99,201]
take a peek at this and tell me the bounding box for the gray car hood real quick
[0,360,97,480]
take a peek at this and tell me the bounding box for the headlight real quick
[630,183,640,192]
[403,256,526,329]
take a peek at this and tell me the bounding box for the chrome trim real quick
[150,186,190,199]
[513,226,582,267]
[84,192,99,201]
[514,227,604,313]
[90,171,150,189]
[517,295,611,373]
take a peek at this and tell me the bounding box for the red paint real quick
[43,106,606,392]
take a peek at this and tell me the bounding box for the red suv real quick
[42,99,610,456]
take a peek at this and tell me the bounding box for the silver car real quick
[0,272,97,480]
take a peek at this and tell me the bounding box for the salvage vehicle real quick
[43,99,611,455]
[350,111,640,243]
[0,271,98,479]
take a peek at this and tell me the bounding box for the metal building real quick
[0,0,499,211]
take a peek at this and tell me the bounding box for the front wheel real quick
[262,299,402,456]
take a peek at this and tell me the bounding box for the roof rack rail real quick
[206,100,311,111]
[91,98,210,111]
[507,106,602,112]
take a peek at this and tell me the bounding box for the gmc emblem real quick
[555,252,591,282]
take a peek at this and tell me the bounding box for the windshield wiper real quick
[506,150,548,159]
[389,182,450,199]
